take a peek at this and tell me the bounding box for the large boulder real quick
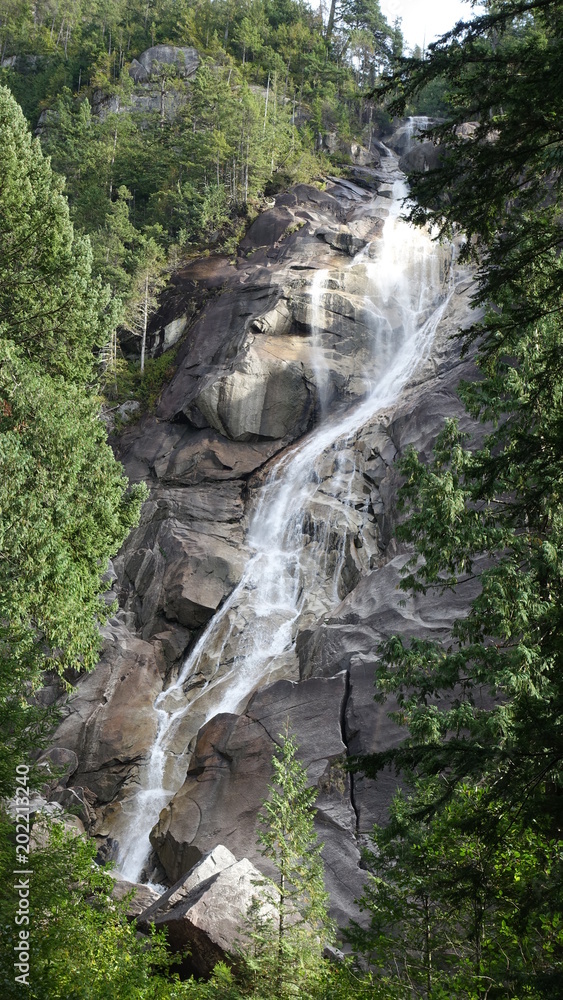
[137,845,238,924]
[239,206,295,252]
[129,46,199,83]
[193,341,315,441]
[110,872,162,917]
[153,854,276,976]
[399,141,442,174]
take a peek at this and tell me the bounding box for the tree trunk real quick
[424,895,432,999]
[108,100,120,200]
[263,74,270,135]
[277,872,285,994]
[140,273,148,375]
[160,76,166,123]
[326,0,337,41]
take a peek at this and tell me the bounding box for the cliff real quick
[49,120,482,929]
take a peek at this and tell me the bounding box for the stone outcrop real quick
[322,134,381,170]
[137,845,238,924]
[92,46,199,122]
[129,46,199,83]
[48,123,483,941]
[53,620,165,805]
[142,847,277,977]
[192,340,315,441]
[399,141,442,174]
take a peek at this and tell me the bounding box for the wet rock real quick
[149,674,365,926]
[53,621,164,803]
[386,116,434,156]
[456,122,479,139]
[109,872,162,917]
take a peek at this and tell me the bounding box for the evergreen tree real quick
[253,730,334,998]
[0,86,146,792]
[349,784,563,998]
[0,816,181,1000]
[0,85,114,382]
[122,237,167,374]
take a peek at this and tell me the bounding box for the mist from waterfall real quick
[116,145,454,884]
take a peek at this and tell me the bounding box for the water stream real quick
[117,140,454,883]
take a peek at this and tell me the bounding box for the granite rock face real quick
[129,46,199,83]
[138,845,239,924]
[90,46,199,122]
[53,620,165,805]
[49,124,482,935]
[148,674,364,929]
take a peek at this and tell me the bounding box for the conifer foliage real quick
[0,86,146,792]
[253,731,333,997]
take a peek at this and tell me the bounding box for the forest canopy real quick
[0,0,407,384]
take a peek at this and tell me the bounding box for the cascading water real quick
[116,139,455,884]
[310,266,331,418]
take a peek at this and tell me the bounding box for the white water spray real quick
[117,147,454,883]
[310,266,331,417]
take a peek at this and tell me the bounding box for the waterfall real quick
[310,266,331,418]
[116,143,455,884]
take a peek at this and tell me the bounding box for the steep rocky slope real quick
[50,124,482,928]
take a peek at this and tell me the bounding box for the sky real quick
[380,0,478,51]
